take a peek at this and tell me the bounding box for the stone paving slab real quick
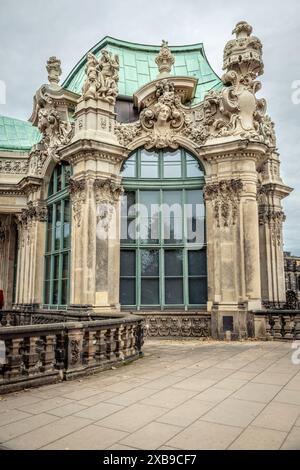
[0,340,300,450]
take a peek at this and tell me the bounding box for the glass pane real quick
[48,205,53,224]
[53,280,59,304]
[140,190,160,208]
[54,255,60,279]
[44,281,51,304]
[121,192,136,243]
[186,189,204,206]
[139,191,160,243]
[63,223,70,248]
[141,250,159,276]
[141,279,159,304]
[46,229,52,252]
[163,150,182,178]
[46,206,53,252]
[122,154,136,177]
[140,149,159,178]
[188,250,207,276]
[120,279,135,305]
[186,190,205,244]
[55,203,61,250]
[186,153,204,177]
[62,253,69,278]
[48,175,54,196]
[165,278,183,304]
[139,217,159,243]
[61,279,68,305]
[56,165,62,192]
[64,200,70,222]
[189,277,207,304]
[120,250,135,276]
[63,165,71,188]
[45,256,51,280]
[165,250,183,276]
[163,191,182,243]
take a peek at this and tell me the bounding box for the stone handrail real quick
[253,311,300,341]
[0,314,144,394]
[0,308,124,326]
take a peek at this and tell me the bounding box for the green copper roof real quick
[0,115,41,152]
[0,38,222,153]
[63,37,223,103]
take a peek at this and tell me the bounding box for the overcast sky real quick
[0,0,299,255]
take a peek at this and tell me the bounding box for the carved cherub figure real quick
[82,52,99,98]
[82,49,119,103]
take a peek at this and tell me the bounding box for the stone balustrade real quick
[254,311,300,341]
[0,314,144,394]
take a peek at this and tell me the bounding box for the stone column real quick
[258,154,292,307]
[60,61,126,313]
[0,215,17,308]
[14,201,47,308]
[94,178,123,311]
[69,176,94,307]
[202,143,267,339]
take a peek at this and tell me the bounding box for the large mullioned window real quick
[44,163,71,309]
[120,148,207,310]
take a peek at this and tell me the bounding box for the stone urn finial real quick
[155,40,175,78]
[232,21,253,39]
[223,20,263,76]
[46,56,62,87]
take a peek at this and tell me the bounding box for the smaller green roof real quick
[0,115,41,152]
[63,37,223,103]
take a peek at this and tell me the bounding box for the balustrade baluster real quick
[24,336,39,375]
[273,315,283,339]
[41,335,56,373]
[3,338,23,379]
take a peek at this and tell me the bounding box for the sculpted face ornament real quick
[140,79,185,149]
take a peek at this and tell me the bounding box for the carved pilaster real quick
[94,178,123,233]
[69,178,87,228]
[204,179,243,227]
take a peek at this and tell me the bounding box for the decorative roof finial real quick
[46,56,62,88]
[155,40,175,78]
[232,21,253,39]
[223,20,263,76]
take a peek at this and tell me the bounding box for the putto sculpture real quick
[82,49,119,104]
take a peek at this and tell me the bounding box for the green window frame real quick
[43,163,71,309]
[120,147,207,310]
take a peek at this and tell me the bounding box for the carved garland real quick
[259,207,286,247]
[204,179,243,227]
[0,160,29,174]
[69,178,87,228]
[144,315,211,337]
[16,201,48,246]
[94,179,123,232]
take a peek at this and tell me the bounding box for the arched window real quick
[44,162,71,309]
[120,147,207,310]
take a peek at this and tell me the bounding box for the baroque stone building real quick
[0,22,293,338]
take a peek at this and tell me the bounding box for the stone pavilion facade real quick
[0,21,292,339]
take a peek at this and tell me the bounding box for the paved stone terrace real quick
[0,340,300,450]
